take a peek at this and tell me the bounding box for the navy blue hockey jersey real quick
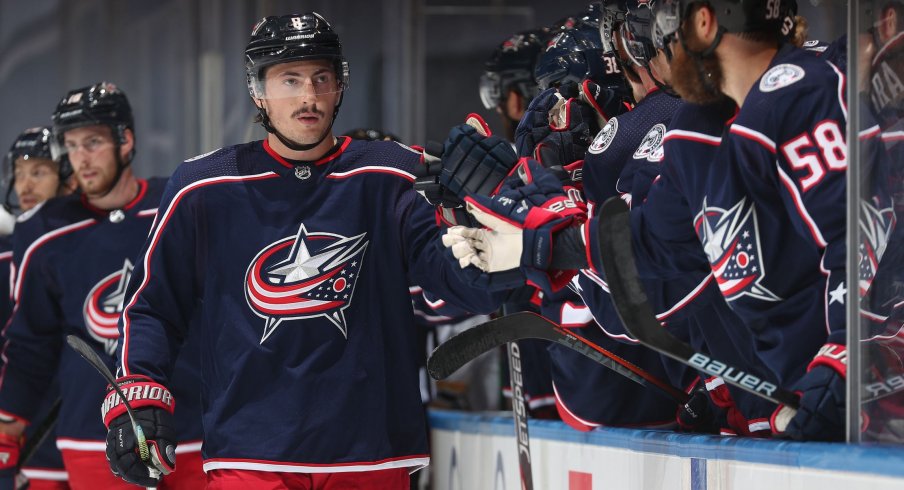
[0,179,204,449]
[585,45,886,386]
[118,138,503,473]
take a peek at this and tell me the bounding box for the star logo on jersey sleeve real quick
[858,199,895,296]
[244,224,368,343]
[695,197,781,303]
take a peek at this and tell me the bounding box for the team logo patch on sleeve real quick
[245,224,369,343]
[633,124,666,161]
[759,64,805,92]
[83,259,134,355]
[589,118,619,154]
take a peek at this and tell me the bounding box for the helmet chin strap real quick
[256,94,344,153]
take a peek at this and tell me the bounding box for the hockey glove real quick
[771,344,846,441]
[102,375,177,487]
[439,121,518,203]
[455,159,587,292]
[676,388,716,433]
[515,88,560,158]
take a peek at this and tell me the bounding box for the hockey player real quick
[0,83,206,489]
[0,127,76,489]
[437,0,864,441]
[106,13,502,489]
[479,29,551,142]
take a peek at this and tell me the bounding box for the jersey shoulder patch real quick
[633,123,667,161]
[589,117,619,154]
[759,64,806,93]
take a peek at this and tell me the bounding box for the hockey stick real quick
[505,338,533,490]
[595,197,799,408]
[428,311,690,403]
[65,335,161,487]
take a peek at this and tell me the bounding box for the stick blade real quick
[427,313,541,380]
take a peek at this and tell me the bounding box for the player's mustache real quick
[292,106,325,119]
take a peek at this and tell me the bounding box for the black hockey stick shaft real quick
[596,197,799,408]
[65,335,160,483]
[17,397,60,471]
[506,341,533,490]
[428,311,690,403]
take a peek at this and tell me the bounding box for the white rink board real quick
[429,410,904,490]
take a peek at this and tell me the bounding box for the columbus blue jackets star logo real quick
[245,224,368,343]
[695,197,781,303]
[83,259,133,355]
[859,199,895,295]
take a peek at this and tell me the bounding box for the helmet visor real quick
[249,62,347,100]
[49,131,115,162]
[479,72,503,110]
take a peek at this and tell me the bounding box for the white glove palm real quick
[441,202,523,272]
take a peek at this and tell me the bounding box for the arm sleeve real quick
[118,175,198,383]
[0,231,64,420]
[399,190,506,314]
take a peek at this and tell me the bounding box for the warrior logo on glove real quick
[244,224,368,342]
[83,259,134,355]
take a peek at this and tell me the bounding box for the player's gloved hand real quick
[676,388,716,432]
[570,79,632,129]
[102,375,177,487]
[447,159,587,292]
[771,344,846,441]
[438,234,527,291]
[515,88,560,157]
[438,118,518,203]
[0,432,21,490]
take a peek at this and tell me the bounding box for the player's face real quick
[63,125,121,198]
[256,59,342,145]
[13,158,60,211]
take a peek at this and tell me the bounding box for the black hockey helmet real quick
[534,21,624,91]
[622,1,658,67]
[50,81,135,164]
[245,12,349,100]
[4,126,72,209]
[479,29,551,110]
[651,0,793,53]
[600,0,629,54]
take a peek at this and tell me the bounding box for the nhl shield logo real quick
[294,166,312,180]
[245,224,368,343]
[83,259,134,355]
[695,198,781,302]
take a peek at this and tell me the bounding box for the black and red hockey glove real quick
[771,343,846,441]
[102,375,177,487]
